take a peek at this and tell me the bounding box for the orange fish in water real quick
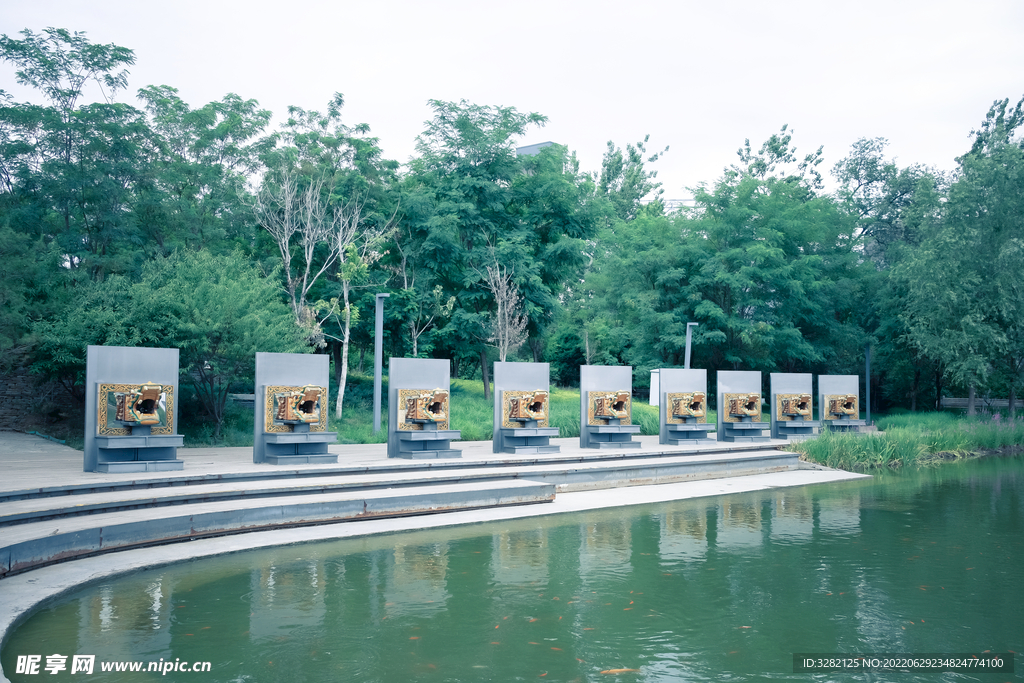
[529,618,539,622]
[495,625,500,629]
[600,669,640,674]
[410,636,420,640]
[530,642,540,645]
[551,647,562,651]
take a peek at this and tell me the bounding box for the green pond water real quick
[4,457,1023,682]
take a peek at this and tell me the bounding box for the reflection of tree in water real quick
[659,508,708,563]
[249,560,327,640]
[721,500,762,529]
[76,581,173,662]
[491,529,548,586]
[774,489,814,520]
[579,519,632,578]
[383,542,450,617]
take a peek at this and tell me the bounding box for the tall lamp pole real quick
[373,293,389,434]
[684,323,699,369]
[865,342,871,426]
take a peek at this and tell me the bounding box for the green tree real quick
[899,96,1024,414]
[137,85,272,253]
[0,28,161,280]
[32,251,305,436]
[403,104,600,394]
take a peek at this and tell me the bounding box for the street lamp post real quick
[373,293,389,434]
[684,323,699,369]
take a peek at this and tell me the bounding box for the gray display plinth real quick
[717,370,769,442]
[493,362,559,454]
[819,375,866,433]
[254,352,338,465]
[658,368,716,445]
[388,358,462,459]
[580,365,641,449]
[770,373,819,441]
[85,346,184,473]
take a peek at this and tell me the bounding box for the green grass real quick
[330,376,666,444]
[791,411,1024,470]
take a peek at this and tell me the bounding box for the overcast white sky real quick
[4,0,1024,198]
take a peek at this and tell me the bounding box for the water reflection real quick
[5,456,1024,683]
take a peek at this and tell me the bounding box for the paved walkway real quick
[0,430,802,495]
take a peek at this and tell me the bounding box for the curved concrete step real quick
[0,442,783,504]
[0,479,555,577]
[0,450,800,527]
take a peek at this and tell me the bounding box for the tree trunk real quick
[911,368,920,412]
[332,341,343,393]
[335,283,351,420]
[480,348,490,400]
[1010,386,1016,418]
[935,370,943,410]
[357,345,366,375]
[967,383,976,416]
[410,319,419,357]
[530,338,542,363]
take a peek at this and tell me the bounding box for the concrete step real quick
[0,449,800,527]
[0,442,789,504]
[0,479,555,577]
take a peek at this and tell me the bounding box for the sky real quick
[4,0,1024,199]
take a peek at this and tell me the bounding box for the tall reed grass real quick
[792,411,1024,469]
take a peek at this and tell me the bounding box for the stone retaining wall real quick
[0,361,65,430]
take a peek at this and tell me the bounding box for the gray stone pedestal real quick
[85,346,185,473]
[580,365,641,449]
[254,353,337,465]
[819,375,866,433]
[388,358,462,459]
[658,368,716,445]
[770,373,820,442]
[493,362,559,455]
[717,371,770,442]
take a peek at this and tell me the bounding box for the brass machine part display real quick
[666,391,707,424]
[398,388,450,431]
[824,394,859,420]
[97,383,174,436]
[502,390,550,428]
[722,392,762,422]
[587,390,632,426]
[776,393,813,421]
[264,385,328,433]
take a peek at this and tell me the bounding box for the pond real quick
[4,456,1022,682]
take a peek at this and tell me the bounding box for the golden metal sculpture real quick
[98,383,174,436]
[722,392,762,422]
[273,385,323,424]
[824,394,858,420]
[264,385,328,433]
[776,393,812,421]
[666,391,707,424]
[398,388,450,431]
[588,390,631,425]
[502,390,549,428]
